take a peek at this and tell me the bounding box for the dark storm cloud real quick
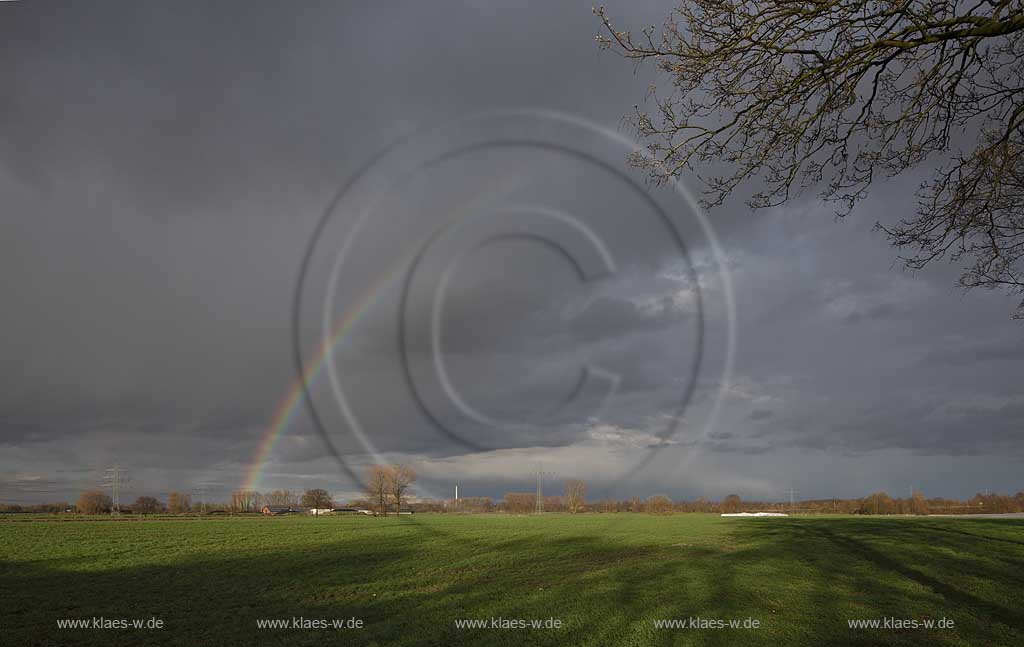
[569,295,687,342]
[923,337,1024,366]
[2,1,1022,504]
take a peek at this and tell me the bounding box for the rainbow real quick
[240,266,400,492]
[241,177,518,492]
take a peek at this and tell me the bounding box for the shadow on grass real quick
[2,516,1023,646]
[921,521,1024,549]
[804,523,1023,627]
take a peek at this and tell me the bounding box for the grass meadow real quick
[2,513,1023,646]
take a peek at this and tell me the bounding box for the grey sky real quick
[2,1,1021,506]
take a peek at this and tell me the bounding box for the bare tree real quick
[365,465,390,517]
[76,489,112,514]
[862,491,896,515]
[911,489,930,515]
[502,492,537,514]
[565,480,587,513]
[597,1,1024,316]
[721,494,743,514]
[167,491,191,514]
[301,488,333,513]
[230,490,258,513]
[453,496,495,513]
[388,465,416,515]
[132,496,162,515]
[265,490,299,507]
[646,494,674,515]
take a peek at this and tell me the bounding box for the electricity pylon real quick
[532,467,552,514]
[103,467,129,516]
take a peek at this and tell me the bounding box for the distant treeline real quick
[0,488,332,515]
[405,489,1024,515]
[6,486,1022,516]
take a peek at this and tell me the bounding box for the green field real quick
[2,514,1022,646]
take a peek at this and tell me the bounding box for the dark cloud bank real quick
[1,1,1021,505]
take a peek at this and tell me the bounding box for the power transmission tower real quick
[531,467,552,514]
[788,487,796,513]
[193,481,221,514]
[103,467,128,516]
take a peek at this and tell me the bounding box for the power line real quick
[531,467,553,514]
[102,467,129,516]
[193,481,221,514]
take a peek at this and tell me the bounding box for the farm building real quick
[261,505,293,515]
[331,507,372,515]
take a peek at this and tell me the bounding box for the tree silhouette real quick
[597,1,1024,316]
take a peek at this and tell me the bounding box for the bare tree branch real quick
[596,0,1024,317]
